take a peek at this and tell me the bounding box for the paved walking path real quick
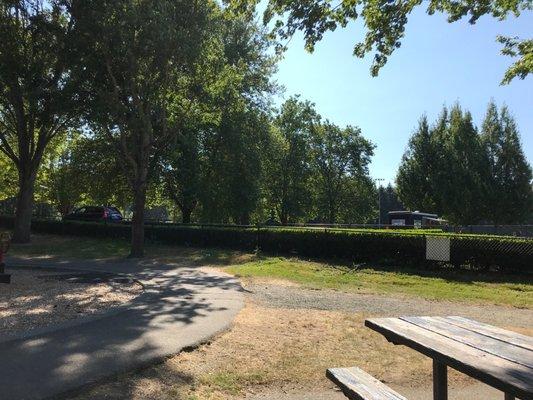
[1,256,244,400]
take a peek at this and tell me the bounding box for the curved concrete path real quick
[1,256,244,400]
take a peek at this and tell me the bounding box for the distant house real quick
[387,210,445,228]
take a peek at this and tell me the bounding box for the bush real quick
[0,216,531,273]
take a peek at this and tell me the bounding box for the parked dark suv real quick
[64,206,123,222]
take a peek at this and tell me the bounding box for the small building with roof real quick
[387,210,444,228]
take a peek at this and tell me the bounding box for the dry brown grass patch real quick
[70,300,482,400]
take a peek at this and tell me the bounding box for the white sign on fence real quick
[426,236,451,262]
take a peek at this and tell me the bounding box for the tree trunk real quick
[328,204,336,225]
[130,183,147,258]
[12,170,37,243]
[279,204,288,226]
[238,213,250,226]
[181,207,192,224]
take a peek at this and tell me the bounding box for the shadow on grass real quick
[9,234,245,266]
[8,233,532,287]
[355,261,533,286]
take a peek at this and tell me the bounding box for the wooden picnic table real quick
[365,316,533,400]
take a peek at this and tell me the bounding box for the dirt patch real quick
[69,303,485,400]
[0,268,143,337]
[66,279,532,400]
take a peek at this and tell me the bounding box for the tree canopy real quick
[0,0,531,257]
[232,0,533,84]
[0,0,78,241]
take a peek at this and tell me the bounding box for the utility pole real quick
[376,178,384,227]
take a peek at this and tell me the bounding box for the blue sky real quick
[272,8,533,185]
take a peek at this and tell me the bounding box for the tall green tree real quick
[265,96,319,225]
[200,109,269,224]
[162,10,277,225]
[161,129,201,224]
[378,184,405,225]
[71,0,213,256]
[336,175,377,224]
[396,115,437,213]
[397,102,532,225]
[432,104,489,224]
[0,0,77,242]
[232,0,532,83]
[310,122,374,224]
[43,133,131,216]
[481,101,532,223]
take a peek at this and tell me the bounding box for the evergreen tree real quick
[396,115,437,213]
[398,105,492,224]
[378,184,404,225]
[433,104,489,224]
[481,102,532,223]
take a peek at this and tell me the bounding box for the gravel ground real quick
[0,268,143,337]
[243,281,533,329]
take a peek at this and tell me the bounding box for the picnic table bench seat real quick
[327,366,407,400]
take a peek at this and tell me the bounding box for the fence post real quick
[256,223,261,252]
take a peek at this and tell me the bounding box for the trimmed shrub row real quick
[0,216,531,273]
[450,236,532,273]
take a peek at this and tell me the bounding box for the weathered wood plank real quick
[444,316,533,352]
[400,316,533,369]
[365,318,533,400]
[326,367,407,400]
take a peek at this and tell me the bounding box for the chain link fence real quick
[0,216,531,273]
[424,234,532,272]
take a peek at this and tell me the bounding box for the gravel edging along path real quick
[243,280,533,329]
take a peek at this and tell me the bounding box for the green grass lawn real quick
[8,234,532,308]
[9,235,132,259]
[226,257,533,308]
[8,233,244,265]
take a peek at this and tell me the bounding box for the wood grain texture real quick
[365,317,533,400]
[400,316,533,369]
[444,316,533,352]
[326,367,407,400]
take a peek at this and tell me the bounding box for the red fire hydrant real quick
[0,232,11,284]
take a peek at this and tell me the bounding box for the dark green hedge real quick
[0,216,531,273]
[450,236,532,272]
